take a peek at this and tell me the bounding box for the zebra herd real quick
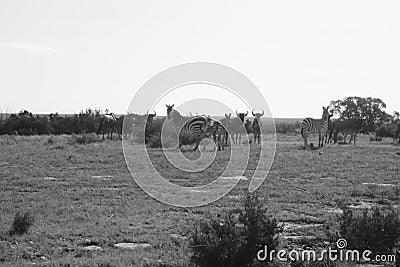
[165,104,265,151]
[97,104,399,149]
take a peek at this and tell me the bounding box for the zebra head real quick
[322,106,330,121]
[236,110,248,122]
[166,104,175,119]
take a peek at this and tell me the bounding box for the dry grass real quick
[0,134,399,266]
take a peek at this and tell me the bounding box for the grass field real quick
[0,134,399,266]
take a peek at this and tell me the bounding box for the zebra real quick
[301,106,331,147]
[325,112,334,143]
[252,110,264,144]
[166,104,208,151]
[204,116,229,151]
[230,111,248,145]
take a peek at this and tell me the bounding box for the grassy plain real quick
[0,134,399,266]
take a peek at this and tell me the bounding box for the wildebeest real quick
[301,106,330,147]
[330,119,366,145]
[230,111,248,145]
[97,113,117,140]
[252,110,264,144]
[117,111,156,139]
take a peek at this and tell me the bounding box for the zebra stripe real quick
[301,107,330,147]
[167,107,208,150]
[208,120,228,151]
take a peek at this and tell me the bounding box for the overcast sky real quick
[0,1,399,118]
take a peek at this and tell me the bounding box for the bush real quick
[10,212,34,235]
[275,123,300,135]
[339,206,400,256]
[190,193,281,267]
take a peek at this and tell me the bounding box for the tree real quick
[329,97,391,131]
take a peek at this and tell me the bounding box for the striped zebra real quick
[301,106,331,147]
[204,117,229,151]
[166,104,208,151]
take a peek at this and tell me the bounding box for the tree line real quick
[0,108,103,135]
[0,96,398,137]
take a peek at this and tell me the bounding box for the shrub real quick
[190,193,281,267]
[10,212,34,235]
[339,206,400,256]
[275,123,300,135]
[46,136,55,145]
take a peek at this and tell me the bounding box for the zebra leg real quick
[303,132,308,146]
[193,141,199,152]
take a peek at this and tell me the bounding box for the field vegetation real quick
[0,133,399,266]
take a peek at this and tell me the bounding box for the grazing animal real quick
[393,124,400,144]
[97,113,117,140]
[204,117,229,151]
[219,113,232,146]
[117,112,156,139]
[301,107,330,147]
[325,112,334,143]
[166,104,208,151]
[252,110,264,144]
[331,119,365,145]
[230,111,248,145]
[244,119,253,134]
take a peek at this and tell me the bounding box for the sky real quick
[0,1,399,118]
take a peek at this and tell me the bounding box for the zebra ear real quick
[172,104,174,108]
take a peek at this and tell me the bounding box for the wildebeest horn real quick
[153,111,156,116]
[252,110,255,116]
[261,109,264,116]
[245,111,248,116]
[236,110,239,116]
